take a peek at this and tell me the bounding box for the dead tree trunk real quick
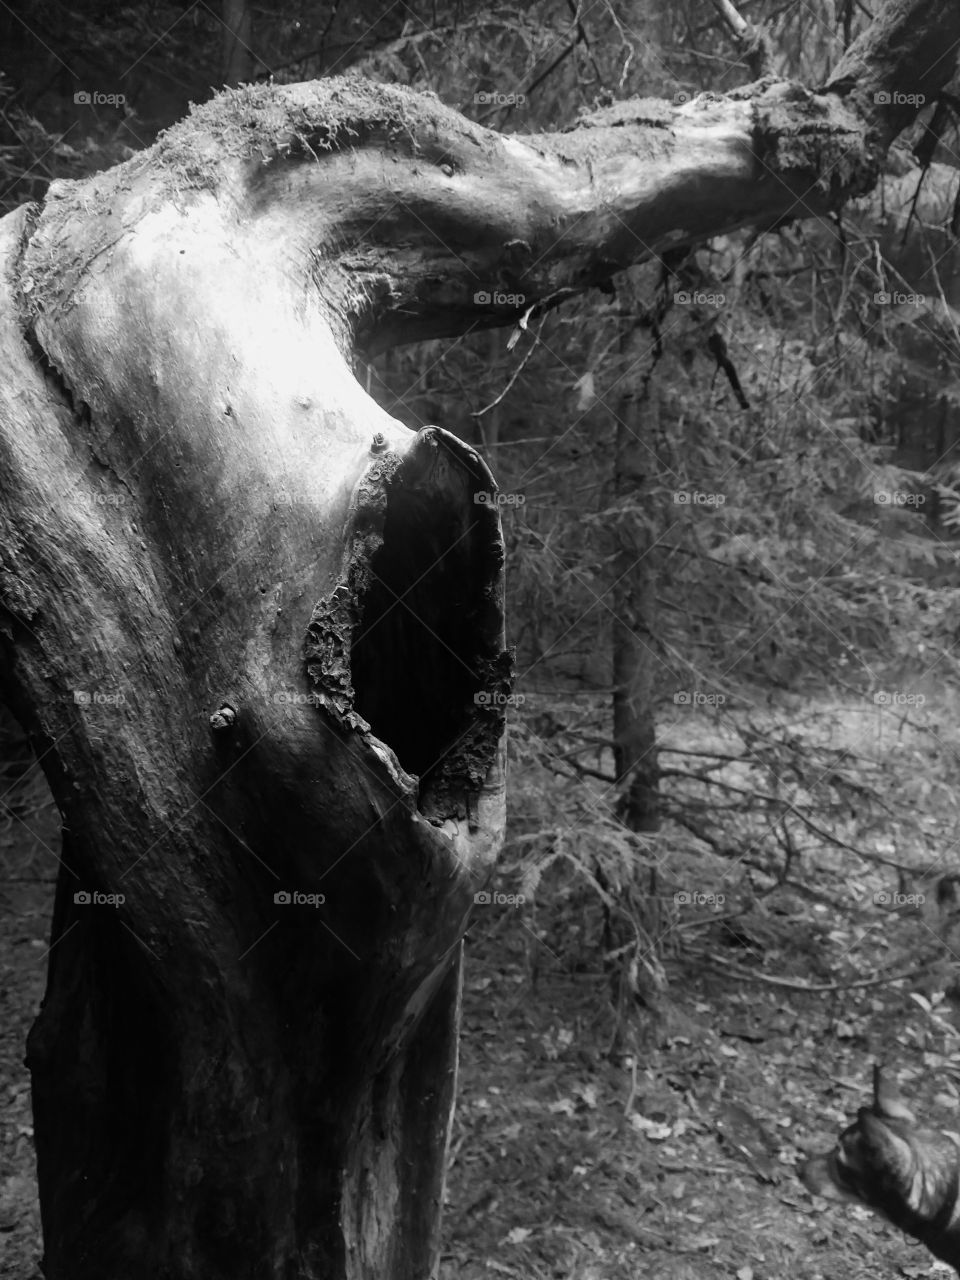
[0,1,957,1273]
[1,185,510,1277]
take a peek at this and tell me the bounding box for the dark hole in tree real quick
[351,477,485,786]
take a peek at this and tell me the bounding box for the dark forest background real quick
[4,3,960,1277]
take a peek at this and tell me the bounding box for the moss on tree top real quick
[152,74,491,191]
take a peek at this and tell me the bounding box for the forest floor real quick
[441,885,960,1280]
[3,727,960,1279]
[0,772,56,1280]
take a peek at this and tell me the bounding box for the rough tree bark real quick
[0,0,957,1275]
[1,184,510,1278]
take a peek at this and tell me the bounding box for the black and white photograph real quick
[2,2,960,1276]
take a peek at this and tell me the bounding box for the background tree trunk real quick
[221,0,253,87]
[612,320,662,835]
